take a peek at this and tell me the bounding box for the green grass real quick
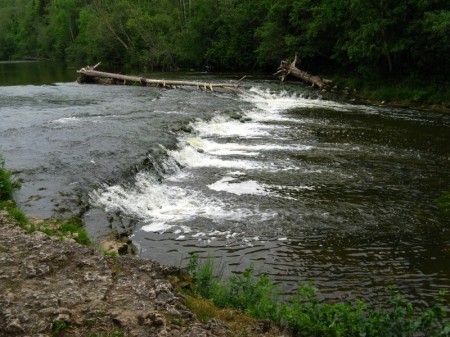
[9,207,28,226]
[52,320,70,335]
[0,200,29,227]
[99,248,119,257]
[0,155,20,200]
[60,217,91,245]
[26,217,92,246]
[184,253,450,337]
[0,155,28,227]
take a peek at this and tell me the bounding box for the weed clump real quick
[0,155,21,201]
[184,253,449,337]
[23,217,92,246]
[0,155,28,227]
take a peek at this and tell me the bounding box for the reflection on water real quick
[0,61,75,86]
[0,62,449,307]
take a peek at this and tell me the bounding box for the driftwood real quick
[275,54,332,89]
[77,63,244,92]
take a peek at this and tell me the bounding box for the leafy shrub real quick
[0,155,19,201]
[185,254,450,337]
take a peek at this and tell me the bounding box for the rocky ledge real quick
[0,213,285,337]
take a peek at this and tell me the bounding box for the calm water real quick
[1,62,449,306]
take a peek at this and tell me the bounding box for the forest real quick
[0,0,449,87]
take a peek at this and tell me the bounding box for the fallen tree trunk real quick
[275,54,332,89]
[77,63,244,92]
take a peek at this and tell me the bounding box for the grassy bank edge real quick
[182,253,449,337]
[0,155,91,246]
[329,75,450,112]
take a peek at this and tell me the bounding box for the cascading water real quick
[88,87,450,304]
[1,67,449,306]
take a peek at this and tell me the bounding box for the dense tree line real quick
[0,0,449,80]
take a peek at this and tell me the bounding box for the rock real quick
[146,312,166,327]
[100,232,137,255]
[6,318,24,333]
[111,310,140,327]
[32,231,49,240]
[0,213,287,337]
[240,117,252,123]
[229,112,242,120]
[180,125,193,133]
[55,313,71,325]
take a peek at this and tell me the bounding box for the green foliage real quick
[0,155,28,225]
[41,227,56,237]
[204,0,267,70]
[0,200,29,227]
[9,207,28,226]
[184,297,215,323]
[332,75,450,106]
[0,155,20,201]
[52,319,69,335]
[185,254,450,337]
[60,217,91,245]
[0,0,448,84]
[0,167,14,200]
[7,211,92,246]
[99,248,118,257]
[185,252,221,298]
[436,192,450,213]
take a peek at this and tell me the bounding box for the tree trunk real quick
[275,54,331,89]
[76,63,244,92]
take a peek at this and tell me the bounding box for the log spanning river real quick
[1,62,449,306]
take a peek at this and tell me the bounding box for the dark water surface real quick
[1,62,449,306]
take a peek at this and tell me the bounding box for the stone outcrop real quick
[0,213,286,337]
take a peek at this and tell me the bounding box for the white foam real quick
[208,176,270,196]
[91,86,342,239]
[169,145,261,169]
[90,171,274,233]
[141,222,173,233]
[189,229,260,247]
[191,116,273,138]
[279,185,316,192]
[53,116,81,124]
[180,225,192,233]
[170,136,313,173]
[185,137,313,156]
[91,172,226,226]
[192,232,206,238]
[241,87,361,114]
[226,232,239,239]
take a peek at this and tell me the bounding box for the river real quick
[1,61,449,306]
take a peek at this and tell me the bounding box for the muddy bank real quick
[0,212,285,337]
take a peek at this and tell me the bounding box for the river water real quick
[1,62,449,306]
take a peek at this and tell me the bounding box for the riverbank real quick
[327,75,450,113]
[0,211,285,337]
